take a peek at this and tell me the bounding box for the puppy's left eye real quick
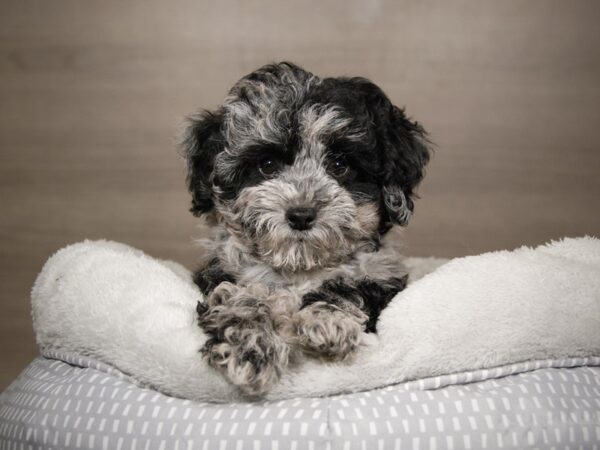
[258,157,281,177]
[328,158,350,179]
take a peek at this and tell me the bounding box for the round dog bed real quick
[2,352,599,449]
[1,236,599,449]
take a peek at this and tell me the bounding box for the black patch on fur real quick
[307,76,430,229]
[196,300,209,316]
[182,110,225,215]
[354,276,408,332]
[215,142,296,202]
[193,258,236,296]
[302,279,364,309]
[183,62,431,233]
[301,275,408,333]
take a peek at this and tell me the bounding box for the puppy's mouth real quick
[226,181,376,272]
[248,218,359,272]
[289,225,314,238]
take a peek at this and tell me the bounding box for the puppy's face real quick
[184,63,430,272]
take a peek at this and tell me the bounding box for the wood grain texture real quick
[1,0,599,390]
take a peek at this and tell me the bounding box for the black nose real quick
[286,207,316,230]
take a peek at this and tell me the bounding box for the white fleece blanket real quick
[31,237,600,402]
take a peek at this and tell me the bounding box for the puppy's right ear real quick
[181,110,224,216]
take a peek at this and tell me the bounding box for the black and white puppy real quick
[183,62,430,396]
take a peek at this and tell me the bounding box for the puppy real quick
[182,62,430,396]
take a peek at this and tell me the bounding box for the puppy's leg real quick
[294,276,408,360]
[293,296,367,361]
[193,257,235,296]
[197,282,295,396]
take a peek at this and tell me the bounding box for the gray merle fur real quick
[183,62,431,396]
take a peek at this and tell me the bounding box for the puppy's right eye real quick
[258,157,281,177]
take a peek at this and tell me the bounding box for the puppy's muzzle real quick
[286,207,316,230]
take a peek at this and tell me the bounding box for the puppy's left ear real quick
[181,109,225,216]
[379,106,431,227]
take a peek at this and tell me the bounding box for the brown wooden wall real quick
[1,0,599,389]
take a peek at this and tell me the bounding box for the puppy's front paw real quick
[201,333,288,396]
[293,302,368,361]
[198,284,289,396]
[205,281,243,307]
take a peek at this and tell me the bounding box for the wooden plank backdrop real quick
[1,0,599,390]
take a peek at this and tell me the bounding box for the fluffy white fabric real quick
[31,237,600,402]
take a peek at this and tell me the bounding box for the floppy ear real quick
[181,110,225,216]
[379,106,431,227]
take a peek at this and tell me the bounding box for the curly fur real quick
[197,282,296,396]
[183,62,431,396]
